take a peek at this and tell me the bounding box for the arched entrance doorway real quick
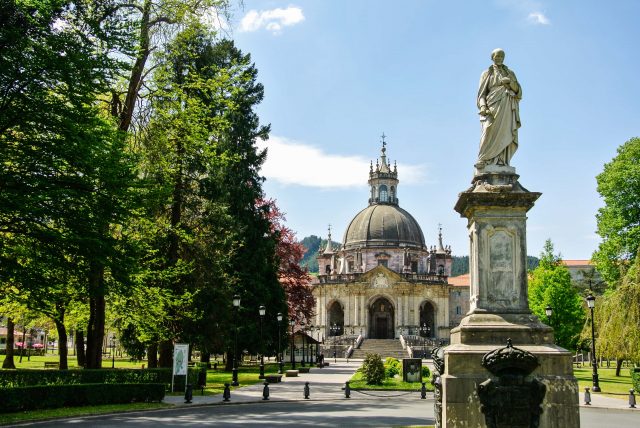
[419,301,435,338]
[327,301,344,336]
[369,297,394,339]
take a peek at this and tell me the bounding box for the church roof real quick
[342,204,426,250]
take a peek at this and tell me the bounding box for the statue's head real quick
[491,48,505,64]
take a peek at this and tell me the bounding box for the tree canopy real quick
[528,240,585,351]
[592,137,640,286]
[1,2,297,371]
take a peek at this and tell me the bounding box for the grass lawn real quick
[348,370,433,391]
[7,352,145,370]
[573,366,634,397]
[0,402,171,426]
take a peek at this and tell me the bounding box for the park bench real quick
[285,370,299,377]
[43,362,59,369]
[264,374,283,383]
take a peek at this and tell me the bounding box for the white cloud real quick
[256,136,426,189]
[528,12,550,25]
[239,6,305,34]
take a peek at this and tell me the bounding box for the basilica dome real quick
[342,204,426,250]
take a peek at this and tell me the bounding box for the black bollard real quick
[304,382,310,399]
[223,383,231,402]
[262,382,270,401]
[421,382,427,399]
[629,389,636,408]
[184,383,193,404]
[345,381,351,399]
[584,387,591,405]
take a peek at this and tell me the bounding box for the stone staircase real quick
[351,339,409,360]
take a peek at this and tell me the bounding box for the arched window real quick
[379,185,388,202]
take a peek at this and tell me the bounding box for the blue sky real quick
[224,0,640,260]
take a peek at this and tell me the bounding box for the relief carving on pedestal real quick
[487,229,518,308]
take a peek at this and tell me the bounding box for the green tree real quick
[0,0,139,369]
[589,252,640,375]
[115,27,284,368]
[528,240,585,351]
[592,137,640,286]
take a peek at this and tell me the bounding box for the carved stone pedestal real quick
[439,170,580,428]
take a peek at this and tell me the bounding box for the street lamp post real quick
[545,305,553,325]
[586,294,601,392]
[315,326,321,362]
[330,323,339,363]
[421,323,430,358]
[110,335,116,368]
[289,319,296,369]
[259,305,266,379]
[277,313,284,374]
[308,325,314,365]
[232,294,241,386]
[300,321,306,367]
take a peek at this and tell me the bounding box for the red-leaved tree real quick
[261,200,314,322]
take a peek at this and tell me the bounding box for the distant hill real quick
[298,236,539,275]
[300,235,339,273]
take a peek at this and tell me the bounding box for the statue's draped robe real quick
[477,64,521,166]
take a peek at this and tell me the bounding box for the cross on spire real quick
[381,132,387,150]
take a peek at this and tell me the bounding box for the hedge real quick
[0,383,165,413]
[632,367,640,393]
[0,368,199,390]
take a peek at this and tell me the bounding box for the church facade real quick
[311,141,469,342]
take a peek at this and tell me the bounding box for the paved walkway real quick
[164,359,391,405]
[165,359,638,412]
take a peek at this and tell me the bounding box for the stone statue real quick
[476,48,522,169]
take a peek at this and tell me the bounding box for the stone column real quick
[440,168,579,428]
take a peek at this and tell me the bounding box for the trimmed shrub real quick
[0,368,198,390]
[384,357,401,378]
[362,353,385,385]
[631,367,640,393]
[422,365,431,380]
[0,383,165,413]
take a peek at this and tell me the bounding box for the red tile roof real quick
[561,260,592,267]
[448,273,470,287]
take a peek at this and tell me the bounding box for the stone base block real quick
[442,343,580,428]
[285,370,299,377]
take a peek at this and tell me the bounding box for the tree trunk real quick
[201,352,210,363]
[86,260,106,369]
[19,325,26,363]
[615,358,623,377]
[118,0,151,132]
[158,340,173,368]
[2,317,16,369]
[75,329,86,368]
[147,343,158,368]
[225,350,233,371]
[54,320,68,370]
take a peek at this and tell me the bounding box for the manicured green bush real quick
[0,383,165,413]
[0,368,198,390]
[384,357,401,378]
[422,365,431,380]
[362,353,385,385]
[631,367,640,392]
